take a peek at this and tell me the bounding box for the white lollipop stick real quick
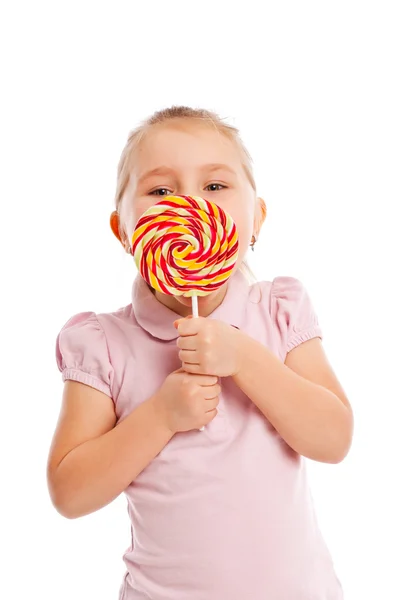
[191,295,199,318]
[191,295,204,431]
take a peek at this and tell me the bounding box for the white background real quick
[1,1,399,598]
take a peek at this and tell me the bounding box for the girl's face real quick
[119,121,264,314]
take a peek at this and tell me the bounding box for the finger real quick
[205,396,220,409]
[179,350,200,365]
[185,374,219,386]
[203,385,221,400]
[182,362,202,375]
[203,408,218,423]
[177,336,197,350]
[176,317,205,337]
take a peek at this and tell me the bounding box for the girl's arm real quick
[232,333,353,463]
[47,380,173,519]
[177,319,353,463]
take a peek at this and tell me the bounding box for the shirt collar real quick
[132,269,251,341]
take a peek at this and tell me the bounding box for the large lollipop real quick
[131,195,239,317]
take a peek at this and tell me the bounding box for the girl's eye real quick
[205,183,227,192]
[149,188,172,196]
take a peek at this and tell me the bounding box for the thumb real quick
[173,315,193,329]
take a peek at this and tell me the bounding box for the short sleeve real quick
[55,312,114,397]
[271,276,323,354]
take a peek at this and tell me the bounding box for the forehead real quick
[133,122,243,175]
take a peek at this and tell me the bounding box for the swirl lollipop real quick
[131,195,239,317]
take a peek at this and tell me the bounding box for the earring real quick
[250,235,256,251]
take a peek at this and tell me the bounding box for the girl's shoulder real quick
[55,304,133,398]
[248,274,314,307]
[249,275,322,352]
[55,304,131,347]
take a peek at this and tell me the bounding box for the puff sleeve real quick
[271,276,323,354]
[55,312,114,397]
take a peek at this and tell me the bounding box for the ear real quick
[254,197,267,238]
[110,211,128,250]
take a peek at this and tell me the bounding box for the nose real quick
[175,178,201,198]
[176,188,197,198]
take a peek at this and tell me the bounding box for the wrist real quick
[231,327,248,378]
[149,393,176,438]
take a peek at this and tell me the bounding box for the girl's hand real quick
[175,317,242,377]
[154,369,220,433]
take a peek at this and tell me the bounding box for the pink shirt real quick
[56,271,343,600]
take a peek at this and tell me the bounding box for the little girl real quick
[47,106,353,600]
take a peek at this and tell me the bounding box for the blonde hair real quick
[114,106,258,282]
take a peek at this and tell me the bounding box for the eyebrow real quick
[138,163,236,184]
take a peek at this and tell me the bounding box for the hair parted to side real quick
[114,105,256,214]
